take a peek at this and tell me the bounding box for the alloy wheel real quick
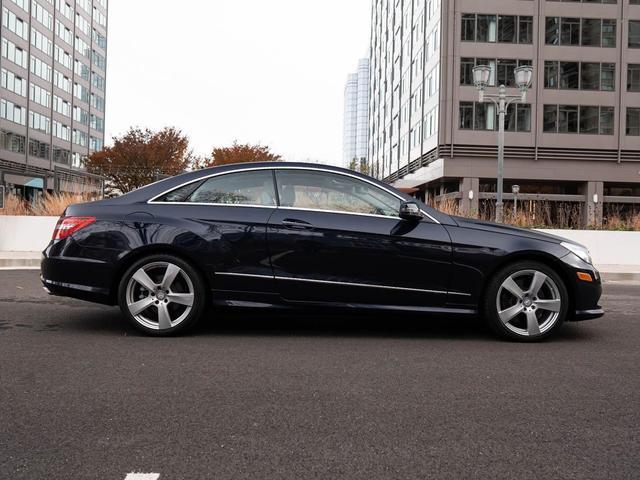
[495,269,562,337]
[125,261,195,330]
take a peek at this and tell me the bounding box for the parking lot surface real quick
[0,270,638,479]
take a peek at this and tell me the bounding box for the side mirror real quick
[399,201,423,221]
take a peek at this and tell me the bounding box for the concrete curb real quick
[0,258,41,269]
[1,258,639,283]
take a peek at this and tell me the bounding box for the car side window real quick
[156,170,277,206]
[275,170,401,217]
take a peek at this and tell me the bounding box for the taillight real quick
[52,216,96,241]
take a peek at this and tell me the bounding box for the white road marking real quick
[125,474,160,480]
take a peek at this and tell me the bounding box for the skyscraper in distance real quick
[343,57,369,169]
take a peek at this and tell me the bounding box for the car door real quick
[149,168,278,294]
[267,168,453,307]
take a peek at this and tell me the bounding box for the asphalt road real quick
[0,270,638,480]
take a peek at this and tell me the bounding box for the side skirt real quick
[211,289,477,316]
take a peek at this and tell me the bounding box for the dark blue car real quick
[41,162,603,341]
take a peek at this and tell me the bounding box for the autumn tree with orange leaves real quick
[84,127,193,194]
[195,141,281,169]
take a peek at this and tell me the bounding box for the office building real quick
[368,0,640,226]
[0,0,108,201]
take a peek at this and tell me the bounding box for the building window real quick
[474,102,496,130]
[2,38,28,69]
[599,107,614,135]
[459,102,474,129]
[627,108,640,136]
[518,16,533,44]
[600,63,615,91]
[30,83,51,107]
[544,61,559,88]
[0,99,26,125]
[460,57,475,85]
[459,102,531,132]
[545,61,615,91]
[602,20,616,47]
[31,27,53,55]
[582,19,602,47]
[498,15,516,43]
[630,21,640,48]
[462,14,532,44]
[30,55,52,81]
[29,111,50,134]
[1,68,27,96]
[544,105,614,135]
[460,58,530,87]
[53,147,70,165]
[628,64,640,92]
[497,59,518,87]
[543,105,558,132]
[475,15,492,43]
[53,120,71,141]
[462,14,475,41]
[2,7,29,41]
[546,17,616,47]
[0,129,26,153]
[581,63,601,90]
[32,1,53,30]
[559,105,579,133]
[562,18,580,46]
[560,62,579,89]
[29,138,50,159]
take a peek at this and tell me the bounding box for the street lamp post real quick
[472,65,533,223]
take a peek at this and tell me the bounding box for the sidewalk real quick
[1,251,639,283]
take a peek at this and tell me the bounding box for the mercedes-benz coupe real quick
[41,162,603,341]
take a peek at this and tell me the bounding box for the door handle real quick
[281,218,313,230]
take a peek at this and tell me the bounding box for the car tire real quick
[117,254,207,336]
[483,260,569,342]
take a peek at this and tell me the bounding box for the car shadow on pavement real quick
[50,305,597,342]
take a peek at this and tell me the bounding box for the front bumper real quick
[562,256,604,321]
[574,308,605,321]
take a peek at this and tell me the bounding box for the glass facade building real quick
[343,57,370,168]
[368,0,640,226]
[0,0,107,200]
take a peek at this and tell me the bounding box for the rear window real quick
[154,170,277,206]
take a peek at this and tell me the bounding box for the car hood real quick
[450,216,573,244]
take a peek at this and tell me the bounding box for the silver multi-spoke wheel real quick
[496,269,562,337]
[125,261,195,330]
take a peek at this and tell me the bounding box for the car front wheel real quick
[484,261,569,342]
[118,254,206,336]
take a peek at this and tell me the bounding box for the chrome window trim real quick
[148,202,276,209]
[146,166,440,224]
[215,271,471,297]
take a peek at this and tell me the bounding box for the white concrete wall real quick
[539,230,640,267]
[0,216,638,266]
[0,216,59,252]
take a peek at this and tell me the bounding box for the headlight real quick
[561,242,593,265]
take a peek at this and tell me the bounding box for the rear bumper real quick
[41,275,113,305]
[41,240,117,305]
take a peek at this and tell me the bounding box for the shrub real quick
[0,193,86,216]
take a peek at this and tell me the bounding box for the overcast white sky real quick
[105,0,371,165]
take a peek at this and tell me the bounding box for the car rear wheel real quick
[118,254,206,336]
[484,261,569,342]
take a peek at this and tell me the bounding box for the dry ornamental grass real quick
[0,193,86,216]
